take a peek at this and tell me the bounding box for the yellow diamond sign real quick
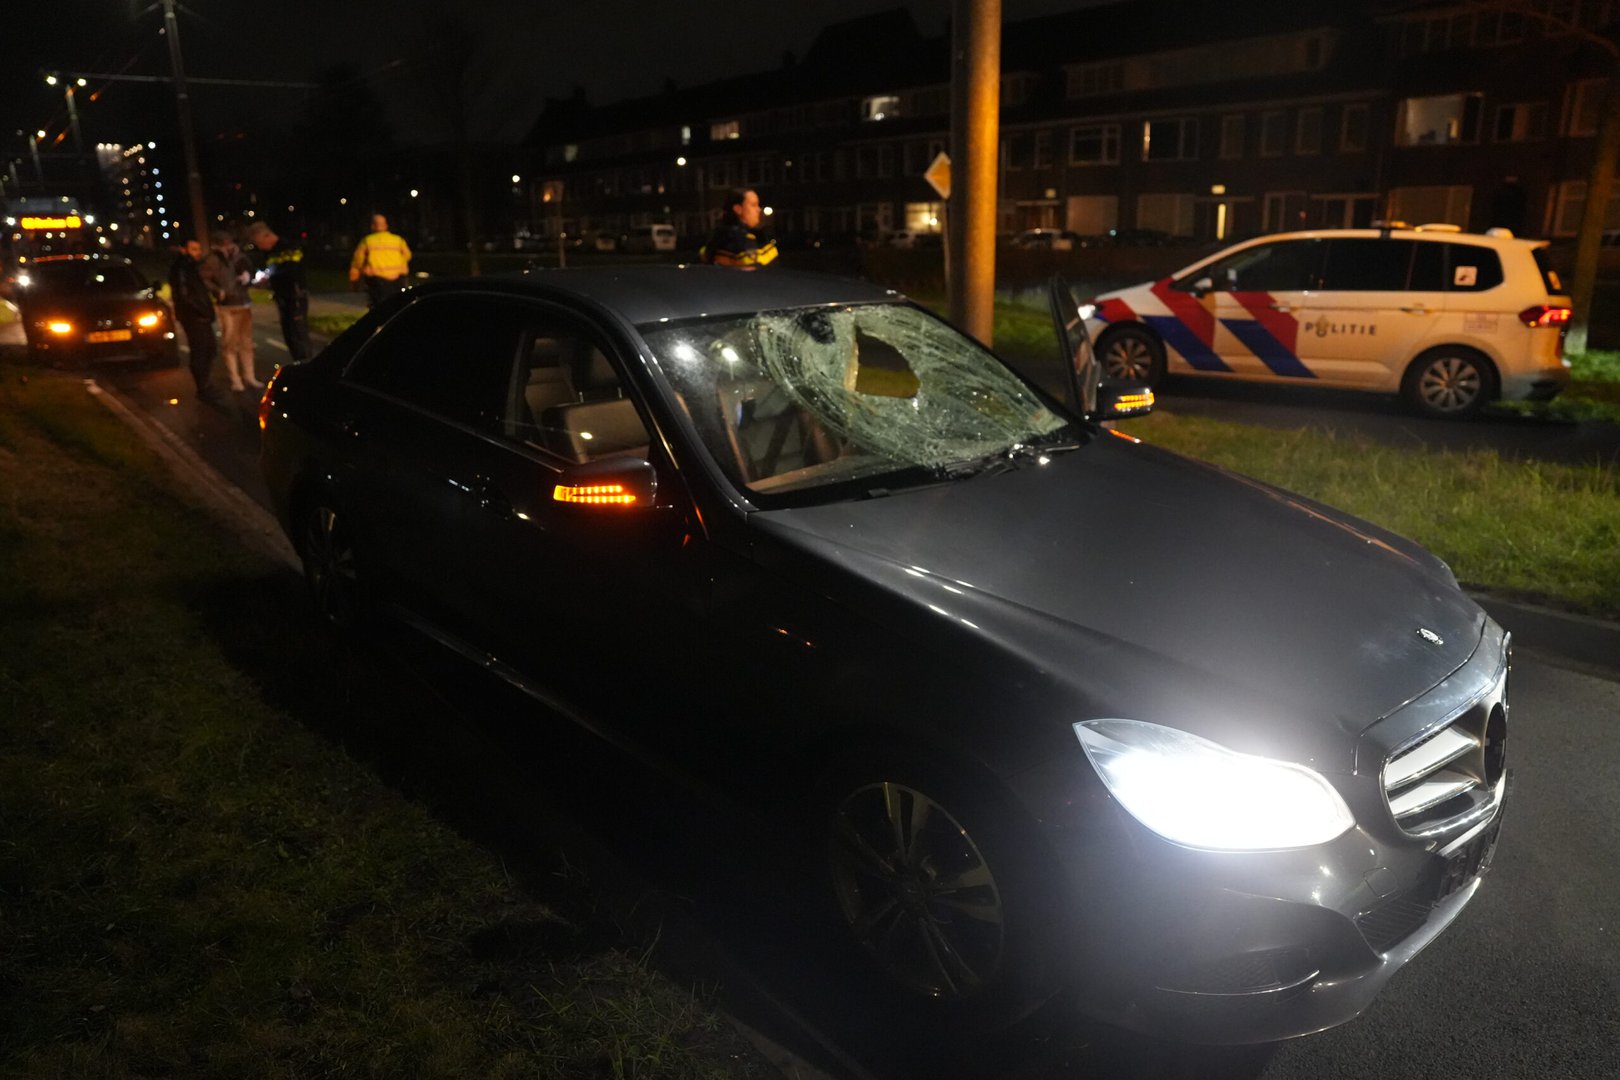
[923,152,951,200]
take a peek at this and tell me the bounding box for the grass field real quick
[0,370,773,1079]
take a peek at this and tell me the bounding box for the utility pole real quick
[948,0,1001,346]
[159,0,210,244]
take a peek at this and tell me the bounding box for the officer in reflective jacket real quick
[348,214,413,307]
[700,188,778,269]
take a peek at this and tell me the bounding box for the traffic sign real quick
[923,152,951,200]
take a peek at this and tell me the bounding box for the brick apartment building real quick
[519,0,1620,249]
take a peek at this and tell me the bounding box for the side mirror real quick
[1092,383,1154,421]
[1191,276,1215,297]
[551,456,658,511]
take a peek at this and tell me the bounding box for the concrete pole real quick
[160,0,210,245]
[948,0,1000,346]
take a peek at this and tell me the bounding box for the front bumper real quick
[1018,626,1511,1044]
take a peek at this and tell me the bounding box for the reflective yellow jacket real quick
[349,231,412,281]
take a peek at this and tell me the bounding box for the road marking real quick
[266,338,289,351]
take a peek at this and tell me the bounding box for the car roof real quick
[1220,227,1541,249]
[31,254,132,265]
[411,265,904,325]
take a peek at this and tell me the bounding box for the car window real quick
[1180,239,1325,292]
[1318,239,1415,291]
[1532,247,1566,296]
[1443,243,1504,292]
[30,262,144,294]
[640,302,1070,504]
[500,316,652,465]
[345,295,526,430]
[1410,241,1448,291]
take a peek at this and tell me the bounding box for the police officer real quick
[348,213,412,308]
[247,221,312,363]
[700,188,778,269]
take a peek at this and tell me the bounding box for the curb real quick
[85,378,299,573]
[1468,591,1620,682]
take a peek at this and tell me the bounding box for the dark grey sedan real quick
[259,267,1509,1044]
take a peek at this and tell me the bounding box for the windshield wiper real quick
[932,439,1083,481]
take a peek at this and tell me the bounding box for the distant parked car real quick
[14,254,178,367]
[1011,228,1080,251]
[620,224,677,253]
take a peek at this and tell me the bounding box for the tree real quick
[1460,2,1620,353]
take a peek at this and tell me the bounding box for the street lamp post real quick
[27,130,45,187]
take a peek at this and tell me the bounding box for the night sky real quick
[5,0,1091,157]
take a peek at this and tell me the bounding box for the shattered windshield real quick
[639,302,1072,500]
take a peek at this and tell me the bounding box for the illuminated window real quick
[862,95,900,122]
[1069,124,1120,165]
[710,119,740,141]
[1396,93,1483,145]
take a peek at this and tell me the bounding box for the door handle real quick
[472,477,513,517]
[1400,304,1430,315]
[1268,302,1293,312]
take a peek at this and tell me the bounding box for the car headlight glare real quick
[137,311,162,328]
[1074,719,1354,851]
[46,320,74,336]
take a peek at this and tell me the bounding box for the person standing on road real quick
[202,229,259,391]
[699,188,777,269]
[168,238,219,402]
[247,221,312,363]
[348,213,412,308]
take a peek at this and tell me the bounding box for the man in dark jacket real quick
[699,188,778,269]
[168,238,219,400]
[247,221,312,362]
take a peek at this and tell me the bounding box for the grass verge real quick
[1489,349,1620,425]
[1115,409,1620,618]
[0,369,771,1078]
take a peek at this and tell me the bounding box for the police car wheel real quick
[1097,327,1165,386]
[1403,347,1497,418]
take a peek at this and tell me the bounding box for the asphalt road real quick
[4,299,1617,1079]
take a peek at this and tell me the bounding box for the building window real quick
[1566,78,1608,135]
[1262,191,1308,232]
[1260,111,1289,157]
[1493,103,1547,142]
[1033,131,1053,169]
[1142,118,1198,162]
[863,95,901,122]
[710,119,740,141]
[1296,108,1323,154]
[904,201,945,232]
[1004,133,1033,171]
[680,126,691,145]
[1219,115,1245,160]
[1136,192,1195,236]
[1340,105,1370,152]
[1388,185,1473,228]
[1550,179,1620,235]
[1066,194,1118,235]
[1396,93,1483,145]
[877,144,894,178]
[1066,61,1124,98]
[1068,124,1120,165]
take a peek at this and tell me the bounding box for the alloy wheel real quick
[1416,354,1484,414]
[829,781,1005,999]
[1101,334,1157,382]
[303,504,359,627]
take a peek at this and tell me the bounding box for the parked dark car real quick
[14,254,178,366]
[259,267,1509,1044]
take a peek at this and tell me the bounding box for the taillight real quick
[257,369,278,431]
[1518,304,1571,328]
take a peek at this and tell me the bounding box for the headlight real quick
[137,311,162,328]
[1074,719,1354,851]
[46,320,74,336]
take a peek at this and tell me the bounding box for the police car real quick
[1086,225,1572,417]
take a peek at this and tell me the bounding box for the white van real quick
[620,224,677,253]
[1085,225,1572,416]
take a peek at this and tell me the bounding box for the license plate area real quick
[88,329,132,343]
[1433,812,1502,903]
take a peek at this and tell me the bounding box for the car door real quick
[336,293,528,632]
[1296,237,1445,390]
[1049,276,1100,414]
[1159,238,1325,380]
[453,304,720,770]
